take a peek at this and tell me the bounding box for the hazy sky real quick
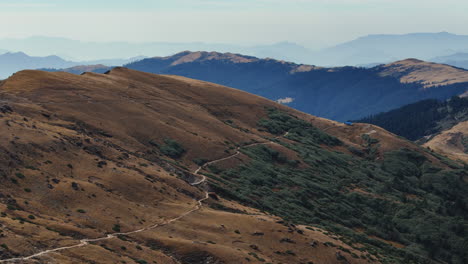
[0,0,467,49]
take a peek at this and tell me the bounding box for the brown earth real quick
[0,68,389,263]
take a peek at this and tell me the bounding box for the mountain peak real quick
[2,51,28,57]
[161,51,259,66]
[391,58,425,64]
[378,58,468,87]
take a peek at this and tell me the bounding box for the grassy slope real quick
[0,69,466,263]
[424,121,468,163]
[208,108,468,264]
[0,69,381,263]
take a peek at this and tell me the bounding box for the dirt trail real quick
[0,132,287,263]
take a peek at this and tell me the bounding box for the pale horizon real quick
[0,0,467,50]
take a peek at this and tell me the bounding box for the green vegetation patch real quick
[158,138,186,159]
[258,107,342,146]
[209,108,468,264]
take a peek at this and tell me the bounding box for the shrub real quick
[207,124,468,264]
[258,108,342,146]
[159,139,185,159]
[193,158,208,166]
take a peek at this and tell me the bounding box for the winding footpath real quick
[0,133,287,263]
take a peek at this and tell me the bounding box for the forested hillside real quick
[356,96,468,140]
[0,69,466,263]
[124,52,468,121]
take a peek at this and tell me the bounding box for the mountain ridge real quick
[122,52,468,121]
[44,52,468,121]
[0,52,146,79]
[0,36,313,63]
[0,68,466,263]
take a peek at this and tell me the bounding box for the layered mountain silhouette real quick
[315,32,468,66]
[0,36,312,64]
[0,52,77,78]
[43,64,112,75]
[118,52,468,121]
[0,68,466,263]
[3,33,468,66]
[431,52,468,70]
[0,51,146,79]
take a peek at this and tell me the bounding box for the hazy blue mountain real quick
[82,56,147,67]
[431,52,468,69]
[314,32,468,66]
[437,60,468,70]
[247,42,314,63]
[0,51,146,78]
[124,51,468,121]
[0,52,78,79]
[41,64,113,75]
[4,33,468,67]
[0,36,312,63]
[432,52,468,62]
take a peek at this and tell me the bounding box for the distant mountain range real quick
[432,52,468,62]
[431,52,468,70]
[0,51,144,78]
[42,64,112,75]
[44,51,468,121]
[3,32,468,66]
[0,36,313,64]
[314,32,468,66]
[0,52,76,78]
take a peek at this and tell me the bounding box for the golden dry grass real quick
[424,121,468,163]
[379,58,468,88]
[0,68,392,263]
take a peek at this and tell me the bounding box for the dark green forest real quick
[207,108,468,264]
[356,96,468,141]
